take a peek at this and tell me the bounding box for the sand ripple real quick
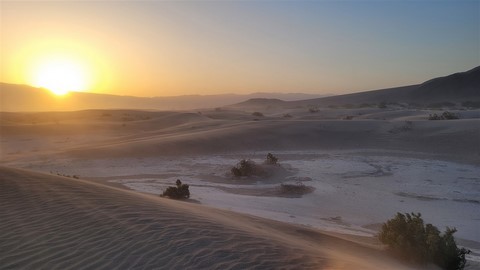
[0,167,323,269]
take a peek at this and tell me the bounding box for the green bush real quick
[265,153,278,165]
[279,183,314,196]
[379,212,470,270]
[231,159,264,177]
[161,179,190,199]
[428,111,459,120]
[442,111,459,120]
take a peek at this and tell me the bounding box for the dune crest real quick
[0,166,416,269]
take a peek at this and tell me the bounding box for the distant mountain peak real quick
[2,66,478,111]
[228,66,480,109]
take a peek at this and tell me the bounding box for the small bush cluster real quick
[231,153,279,177]
[252,112,264,117]
[308,108,319,113]
[231,159,264,177]
[379,212,470,270]
[161,179,190,199]
[279,183,314,196]
[52,172,79,179]
[265,153,278,165]
[428,111,459,120]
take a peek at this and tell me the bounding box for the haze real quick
[2,1,480,269]
[1,1,478,97]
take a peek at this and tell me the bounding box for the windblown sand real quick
[1,108,479,269]
[0,166,416,269]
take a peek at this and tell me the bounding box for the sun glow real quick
[30,57,91,95]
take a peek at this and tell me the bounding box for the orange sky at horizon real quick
[1,1,478,97]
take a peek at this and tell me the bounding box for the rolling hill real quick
[2,66,478,112]
[231,66,480,110]
[0,83,324,112]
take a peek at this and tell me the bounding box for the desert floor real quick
[1,107,479,268]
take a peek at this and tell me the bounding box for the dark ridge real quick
[231,66,480,109]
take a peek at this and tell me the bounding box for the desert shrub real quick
[283,113,292,118]
[309,108,319,113]
[161,179,190,199]
[442,111,459,120]
[428,111,459,120]
[378,102,387,109]
[279,183,314,196]
[231,159,264,177]
[252,112,264,117]
[343,115,354,120]
[54,172,80,179]
[265,153,278,165]
[379,212,469,270]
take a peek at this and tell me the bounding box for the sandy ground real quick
[1,107,479,268]
[0,166,419,270]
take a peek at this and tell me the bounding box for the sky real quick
[1,1,479,97]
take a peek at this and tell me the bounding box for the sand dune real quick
[1,108,479,164]
[0,166,417,269]
[64,114,480,164]
[1,107,479,269]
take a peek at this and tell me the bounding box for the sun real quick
[31,57,90,95]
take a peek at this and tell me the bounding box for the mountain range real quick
[0,84,325,112]
[1,66,479,112]
[230,66,480,110]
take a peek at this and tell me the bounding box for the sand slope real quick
[0,166,417,270]
[1,109,479,165]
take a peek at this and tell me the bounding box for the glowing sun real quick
[31,58,90,95]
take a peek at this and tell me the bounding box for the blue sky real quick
[1,0,479,96]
